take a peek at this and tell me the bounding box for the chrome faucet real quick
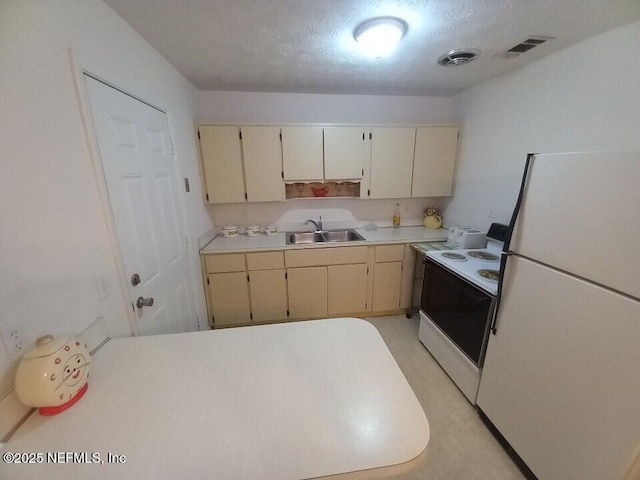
[305,216,323,232]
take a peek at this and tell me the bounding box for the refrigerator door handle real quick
[491,153,537,335]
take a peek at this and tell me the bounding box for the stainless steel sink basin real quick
[286,229,365,245]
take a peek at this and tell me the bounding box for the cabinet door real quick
[328,264,368,315]
[208,272,251,325]
[241,126,285,202]
[287,267,327,319]
[370,128,416,199]
[372,262,403,312]
[400,244,415,309]
[412,127,458,197]
[249,269,288,322]
[324,127,366,180]
[281,126,324,181]
[198,126,246,204]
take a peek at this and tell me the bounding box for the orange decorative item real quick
[311,185,329,197]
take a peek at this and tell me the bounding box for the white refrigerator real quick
[477,151,640,480]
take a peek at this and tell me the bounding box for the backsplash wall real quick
[209,197,449,233]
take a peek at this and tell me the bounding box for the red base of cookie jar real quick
[39,383,88,416]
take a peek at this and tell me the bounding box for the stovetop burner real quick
[476,269,499,282]
[468,251,500,261]
[441,252,468,261]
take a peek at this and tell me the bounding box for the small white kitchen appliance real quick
[446,227,487,249]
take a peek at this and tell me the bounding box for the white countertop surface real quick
[1,318,430,480]
[201,226,448,253]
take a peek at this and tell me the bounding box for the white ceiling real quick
[104,0,640,97]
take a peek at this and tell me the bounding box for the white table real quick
[1,318,429,479]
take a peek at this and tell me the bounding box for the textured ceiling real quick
[104,0,640,96]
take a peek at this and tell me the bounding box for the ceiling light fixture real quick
[354,17,408,59]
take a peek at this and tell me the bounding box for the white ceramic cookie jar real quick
[15,335,91,416]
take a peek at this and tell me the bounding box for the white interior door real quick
[85,75,197,336]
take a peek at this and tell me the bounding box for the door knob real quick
[131,273,141,286]
[136,296,154,309]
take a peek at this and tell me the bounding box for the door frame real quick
[68,49,201,335]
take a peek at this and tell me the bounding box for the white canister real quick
[246,224,260,237]
[15,335,91,416]
[264,224,278,236]
[222,224,239,238]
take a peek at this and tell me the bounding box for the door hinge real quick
[206,278,210,285]
[244,192,248,200]
[361,168,364,176]
[369,132,372,140]
[457,131,460,140]
[247,274,250,282]
[281,171,284,179]
[401,265,404,272]
[131,302,135,313]
[197,130,201,140]
[250,312,253,320]
[362,133,365,140]
[206,193,209,202]
[212,315,215,323]
[366,266,369,274]
[170,137,175,155]
[279,132,282,141]
[367,189,370,196]
[286,310,290,317]
[239,130,242,140]
[285,272,288,279]
[365,302,367,309]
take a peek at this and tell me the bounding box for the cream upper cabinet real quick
[198,126,246,204]
[369,128,416,199]
[324,127,366,180]
[281,126,324,181]
[241,126,285,202]
[412,127,459,197]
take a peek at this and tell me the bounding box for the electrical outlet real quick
[1,321,25,362]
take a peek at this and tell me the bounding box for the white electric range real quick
[418,223,508,403]
[425,241,503,296]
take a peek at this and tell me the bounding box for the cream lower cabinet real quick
[287,267,328,319]
[372,262,403,311]
[203,244,411,327]
[248,269,287,322]
[328,264,368,315]
[207,272,251,325]
[371,244,405,312]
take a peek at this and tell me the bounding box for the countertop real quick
[201,226,448,254]
[1,318,430,480]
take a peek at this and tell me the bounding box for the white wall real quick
[446,21,640,230]
[198,91,453,229]
[0,0,211,396]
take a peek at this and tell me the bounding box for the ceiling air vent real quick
[437,49,480,67]
[498,36,555,58]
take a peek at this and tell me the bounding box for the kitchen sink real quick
[286,229,365,245]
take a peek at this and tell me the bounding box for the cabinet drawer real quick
[246,251,284,270]
[374,244,405,262]
[204,254,246,273]
[285,246,368,267]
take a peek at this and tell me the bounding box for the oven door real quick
[420,258,494,366]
